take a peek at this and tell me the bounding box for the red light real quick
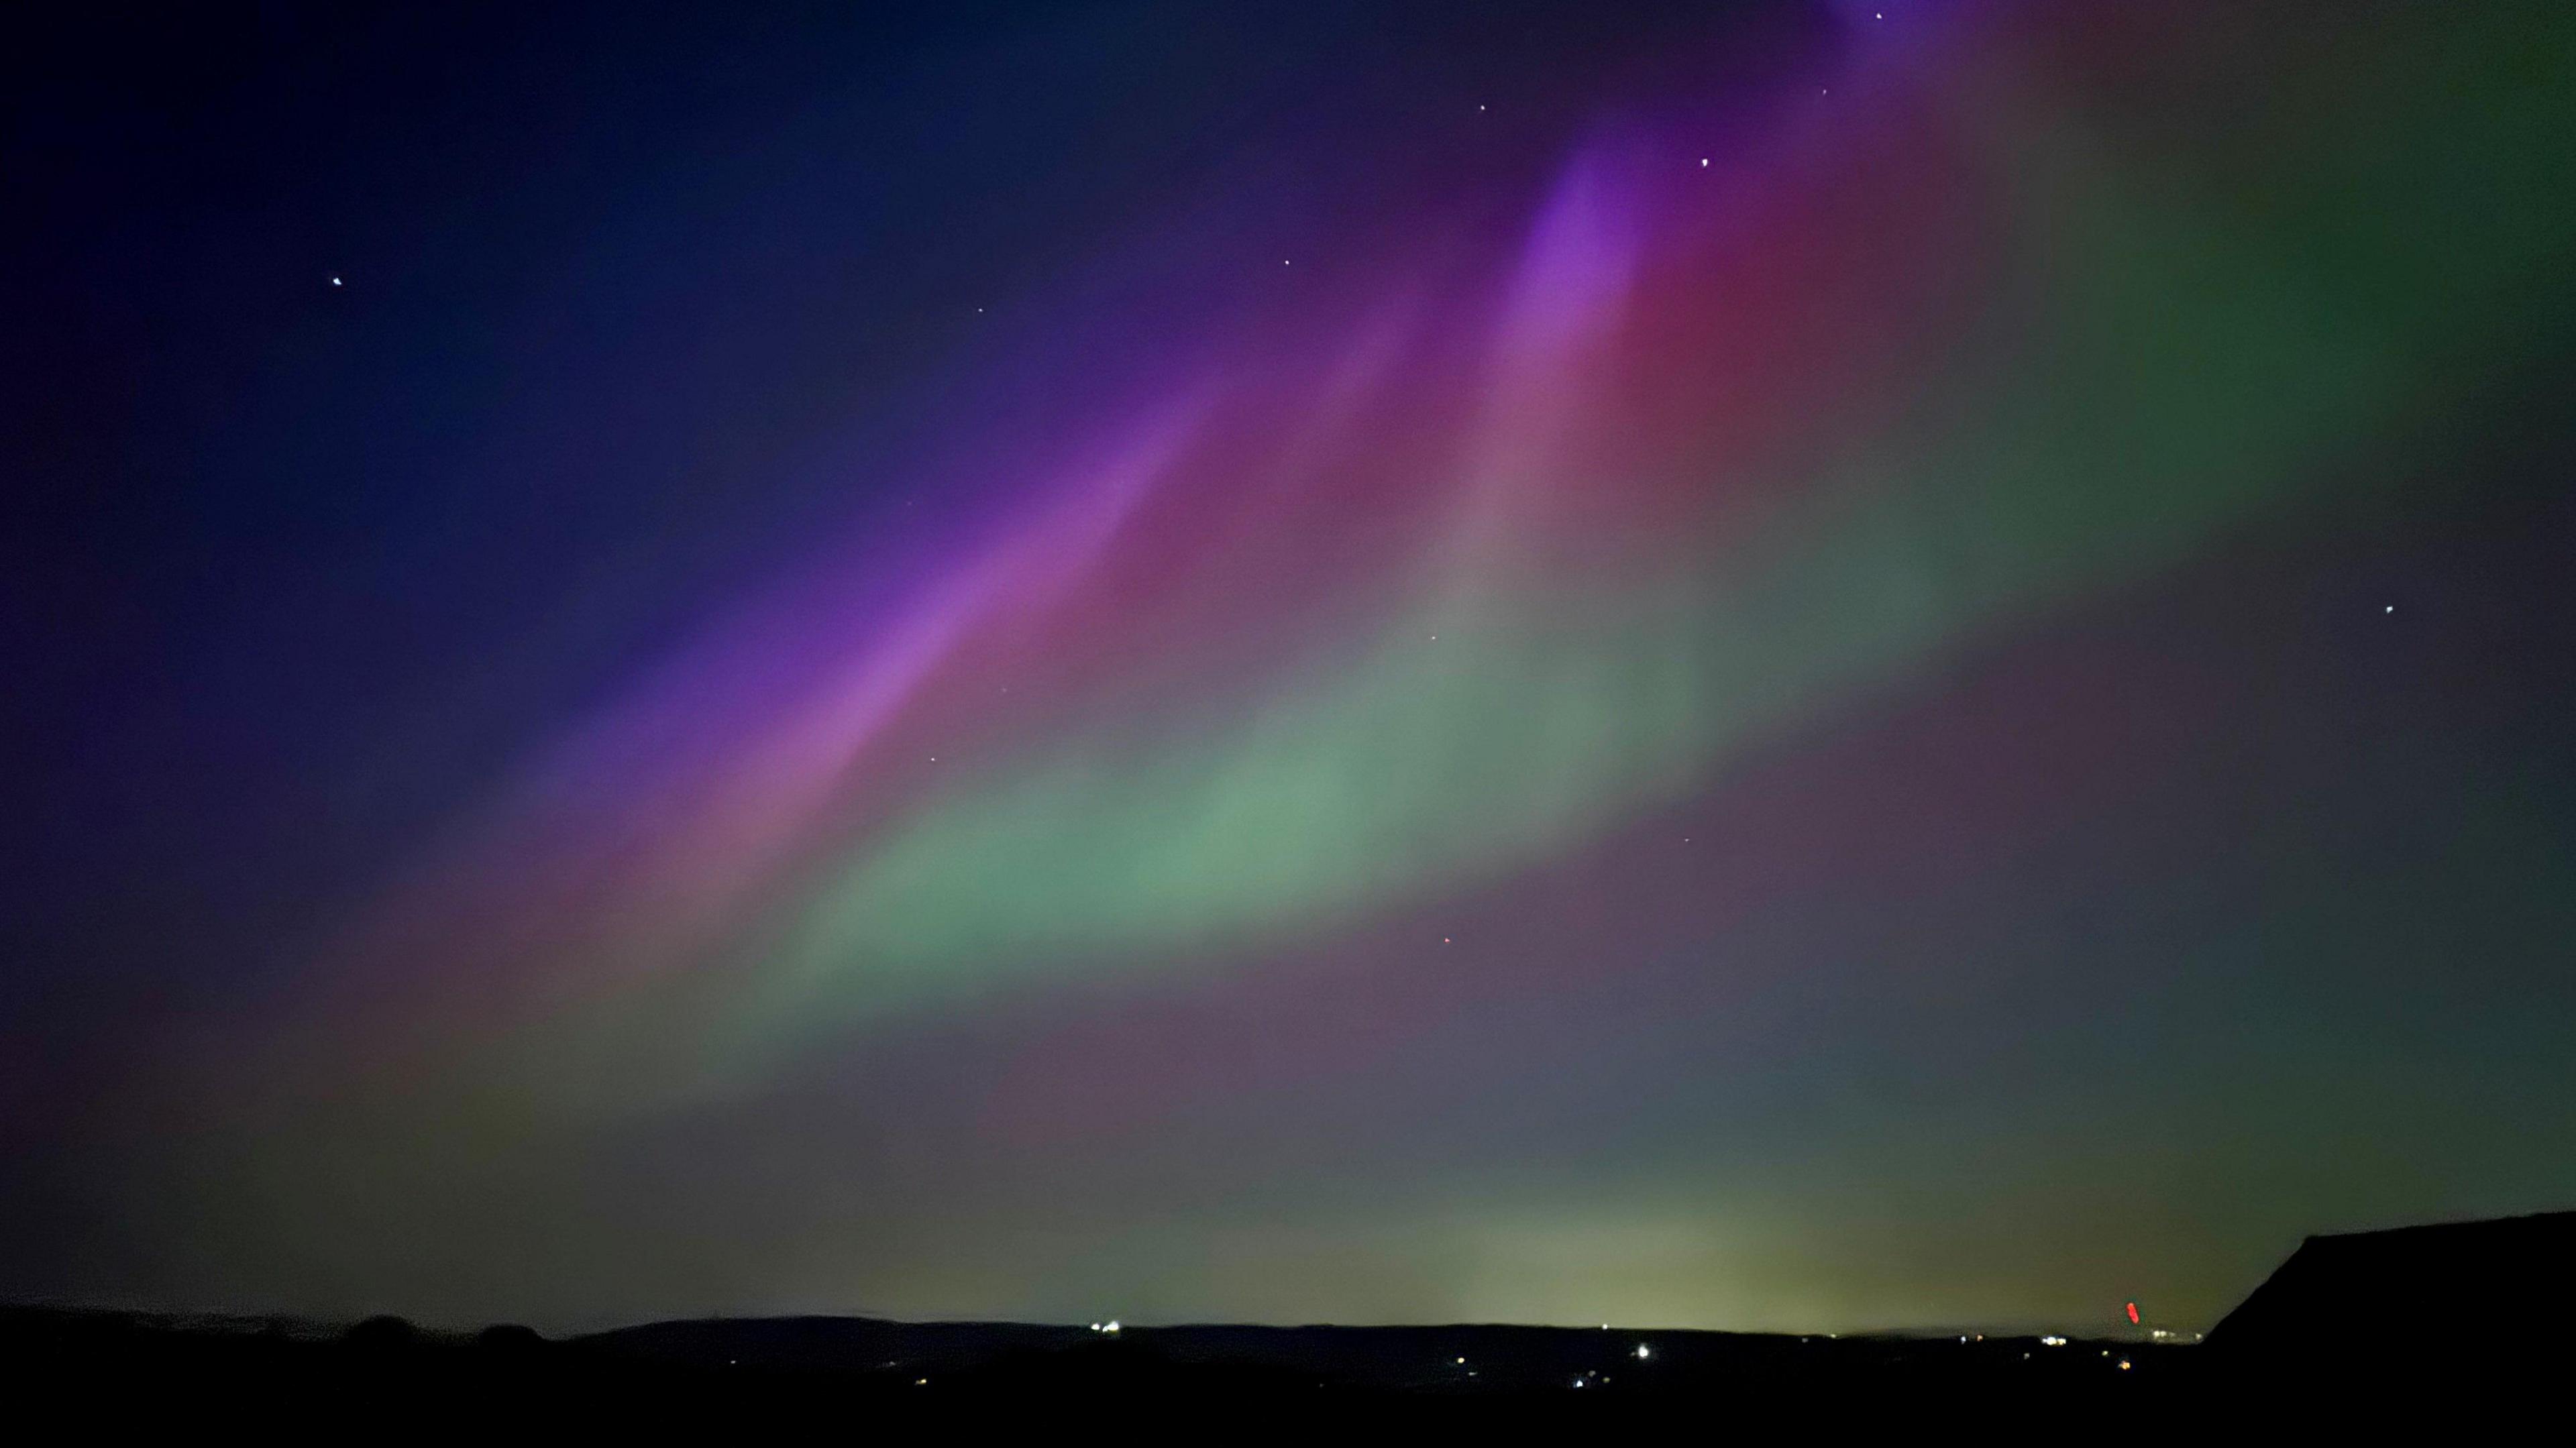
[2126,1302,2140,1325]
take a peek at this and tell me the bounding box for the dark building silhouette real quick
[2208,1210,2576,1382]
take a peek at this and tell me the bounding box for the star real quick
[329,276,343,286]
[2384,604,2395,614]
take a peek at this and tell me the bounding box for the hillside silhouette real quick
[5,1211,2565,1419]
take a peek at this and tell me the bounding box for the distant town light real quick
[1633,1343,1651,1359]
[2041,1336,2067,1347]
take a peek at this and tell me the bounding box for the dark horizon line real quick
[0,1298,2193,1345]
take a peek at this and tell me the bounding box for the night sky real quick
[7,1,2576,1336]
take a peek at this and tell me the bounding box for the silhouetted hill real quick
[578,1312,1085,1372]
[576,1313,2174,1392]
[0,1302,2188,1416]
[10,1211,2573,1418]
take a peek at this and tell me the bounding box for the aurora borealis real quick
[7,1,2576,1335]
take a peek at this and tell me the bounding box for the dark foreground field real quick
[0,1303,2552,1425]
[15,1213,2573,1421]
